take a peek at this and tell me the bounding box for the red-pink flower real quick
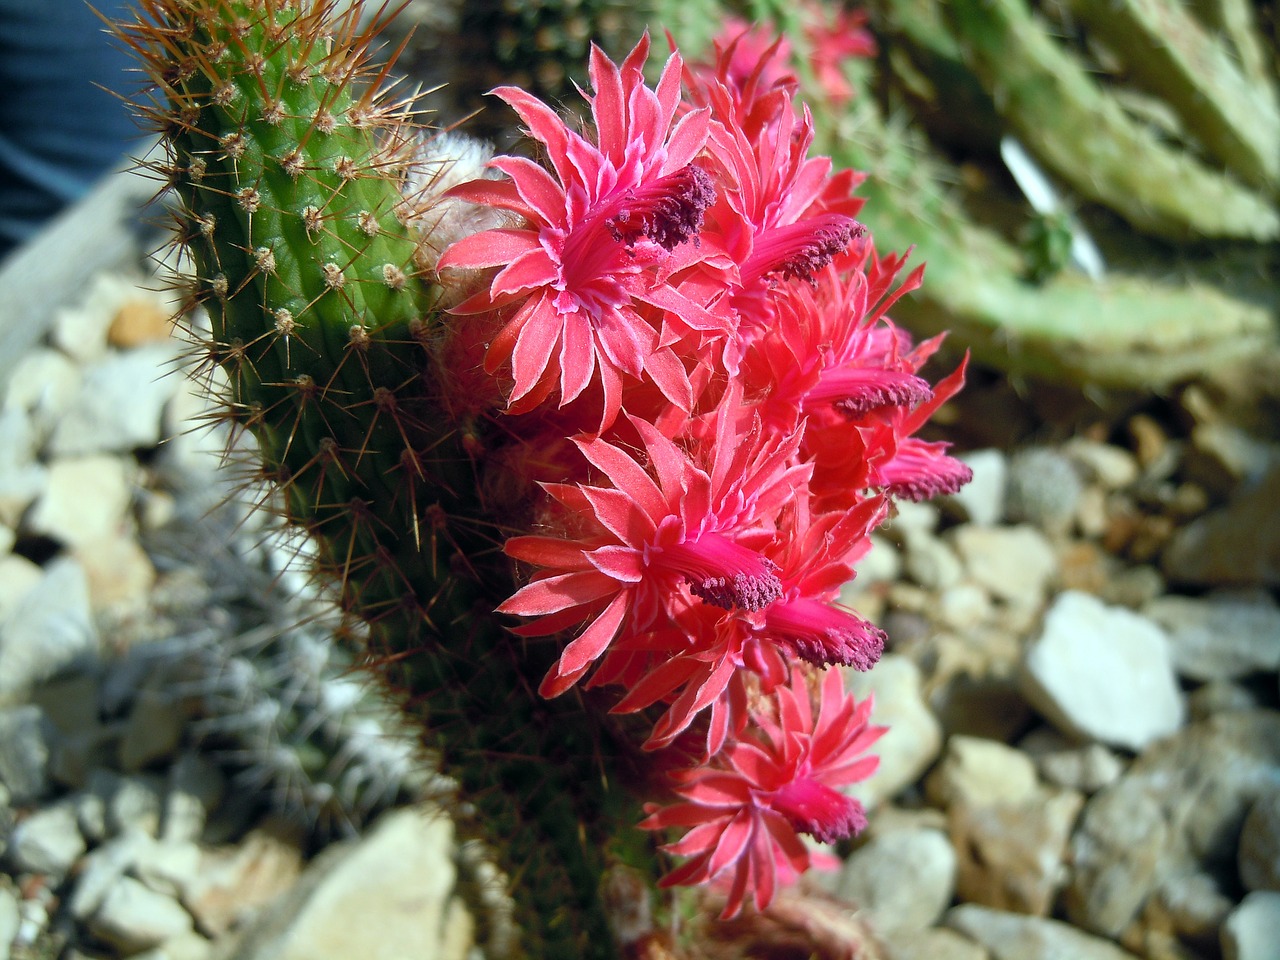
[437,36,726,428]
[499,394,808,699]
[640,666,886,918]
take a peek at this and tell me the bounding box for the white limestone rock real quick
[1019,590,1185,751]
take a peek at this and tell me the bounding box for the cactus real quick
[119,4,655,955]
[116,2,970,957]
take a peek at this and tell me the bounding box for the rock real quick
[935,583,993,632]
[1004,447,1083,535]
[902,529,964,591]
[1185,422,1279,498]
[1066,710,1280,937]
[119,689,185,772]
[108,298,174,348]
[836,827,956,934]
[948,449,1007,526]
[1221,891,1280,960]
[1143,592,1280,681]
[1020,731,1125,794]
[30,672,101,734]
[844,656,942,809]
[48,344,180,456]
[1240,787,1280,892]
[88,768,167,838]
[0,557,97,704]
[2,347,80,437]
[222,807,465,960]
[163,753,226,844]
[6,801,87,876]
[1163,465,1280,588]
[1148,871,1233,941]
[182,819,305,937]
[1188,680,1263,720]
[949,788,1083,916]
[950,525,1058,609]
[0,409,37,470]
[0,463,47,531]
[67,828,155,920]
[0,555,42,624]
[925,736,1039,809]
[0,887,18,960]
[0,705,56,804]
[1019,591,1185,751]
[74,534,158,612]
[133,839,204,899]
[25,454,135,547]
[86,875,194,954]
[884,926,988,960]
[129,931,213,960]
[1063,439,1140,491]
[945,904,1143,960]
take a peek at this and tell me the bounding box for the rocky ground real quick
[1,221,1279,960]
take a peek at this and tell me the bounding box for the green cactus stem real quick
[1065,0,1280,192]
[118,2,660,956]
[944,0,1280,241]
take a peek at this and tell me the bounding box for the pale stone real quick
[3,347,80,430]
[48,344,181,456]
[224,807,465,960]
[87,875,194,953]
[1063,438,1140,490]
[950,524,1058,609]
[26,455,135,547]
[946,904,1143,960]
[182,820,306,937]
[0,704,55,804]
[6,801,87,876]
[1143,592,1280,681]
[75,534,158,611]
[108,298,174,348]
[1221,891,1280,960]
[0,463,47,530]
[1240,787,1280,892]
[844,656,942,810]
[902,529,964,591]
[925,736,1040,809]
[837,828,956,934]
[0,556,43,625]
[949,449,1007,526]
[0,557,97,703]
[163,753,226,844]
[1066,711,1280,937]
[884,927,988,960]
[0,887,18,960]
[1020,591,1185,751]
[68,828,155,920]
[949,788,1084,916]
[50,272,157,364]
[1163,466,1280,588]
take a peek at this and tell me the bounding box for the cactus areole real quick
[119,1,971,956]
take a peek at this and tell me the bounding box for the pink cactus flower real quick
[640,666,886,919]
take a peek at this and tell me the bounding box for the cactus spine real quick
[120,2,653,956]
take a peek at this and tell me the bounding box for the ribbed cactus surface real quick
[119,3,653,956]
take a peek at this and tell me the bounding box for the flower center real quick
[769,777,866,844]
[764,597,885,670]
[654,533,783,612]
[806,367,932,419]
[606,164,716,250]
[743,215,864,286]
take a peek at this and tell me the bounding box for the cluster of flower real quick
[437,29,970,918]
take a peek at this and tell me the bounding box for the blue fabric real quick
[0,0,139,260]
